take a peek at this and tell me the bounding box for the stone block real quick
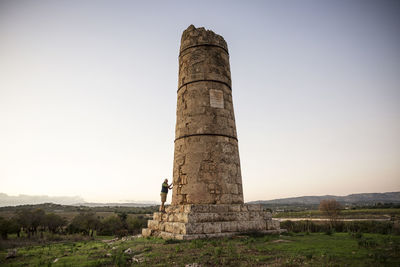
[272,220,280,230]
[228,204,241,212]
[250,220,265,231]
[220,194,232,204]
[247,204,262,211]
[249,211,262,220]
[184,204,193,213]
[237,212,250,221]
[153,212,162,221]
[147,220,159,230]
[177,234,205,240]
[176,212,189,223]
[190,204,210,213]
[215,212,236,221]
[185,223,204,234]
[165,206,173,213]
[237,221,251,232]
[209,204,229,213]
[221,221,237,232]
[164,222,177,233]
[188,212,215,223]
[141,228,152,237]
[173,222,186,234]
[263,212,272,220]
[203,222,221,234]
[159,231,175,240]
[159,222,166,231]
[231,194,244,204]
[205,232,235,239]
[227,184,239,195]
[266,220,280,230]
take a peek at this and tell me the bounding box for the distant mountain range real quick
[73,202,157,207]
[249,192,400,205]
[0,193,85,207]
[0,193,157,207]
[2,192,399,207]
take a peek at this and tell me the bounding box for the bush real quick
[281,220,396,234]
[344,221,393,234]
[126,216,148,234]
[98,216,123,236]
[67,212,100,236]
[0,217,20,239]
[358,237,378,248]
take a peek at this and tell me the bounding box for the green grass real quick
[274,208,400,219]
[1,232,399,266]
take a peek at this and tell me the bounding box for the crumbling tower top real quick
[180,25,228,54]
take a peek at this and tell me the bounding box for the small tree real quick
[98,216,124,236]
[319,199,342,228]
[0,217,20,239]
[45,213,67,234]
[68,212,100,236]
[126,216,147,234]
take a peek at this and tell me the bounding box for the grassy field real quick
[1,232,399,266]
[273,208,400,219]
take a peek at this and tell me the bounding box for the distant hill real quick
[248,192,400,205]
[0,193,85,207]
[0,193,157,207]
[74,202,157,207]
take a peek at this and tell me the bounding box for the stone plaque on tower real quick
[142,25,282,239]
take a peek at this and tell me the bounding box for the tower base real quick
[142,204,285,240]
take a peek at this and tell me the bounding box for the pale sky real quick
[1,0,399,203]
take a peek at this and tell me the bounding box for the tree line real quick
[0,209,147,240]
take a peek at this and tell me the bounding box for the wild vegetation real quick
[1,202,400,266]
[0,205,155,250]
[1,232,399,266]
[281,220,400,235]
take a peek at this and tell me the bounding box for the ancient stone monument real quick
[142,25,282,239]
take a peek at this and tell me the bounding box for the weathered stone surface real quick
[203,222,222,234]
[186,223,204,234]
[267,220,281,230]
[142,204,282,239]
[221,221,238,232]
[141,228,152,237]
[172,25,243,206]
[147,220,159,230]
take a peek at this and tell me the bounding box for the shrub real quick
[281,220,396,234]
[126,216,148,234]
[358,237,378,248]
[98,216,123,236]
[0,217,20,239]
[67,212,100,236]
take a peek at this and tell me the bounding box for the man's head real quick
[164,179,168,183]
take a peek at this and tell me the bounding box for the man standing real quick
[160,179,173,212]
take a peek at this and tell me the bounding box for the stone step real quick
[147,219,272,235]
[152,210,272,223]
[142,229,287,240]
[164,204,263,214]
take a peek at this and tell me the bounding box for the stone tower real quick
[172,24,243,205]
[142,25,282,240]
